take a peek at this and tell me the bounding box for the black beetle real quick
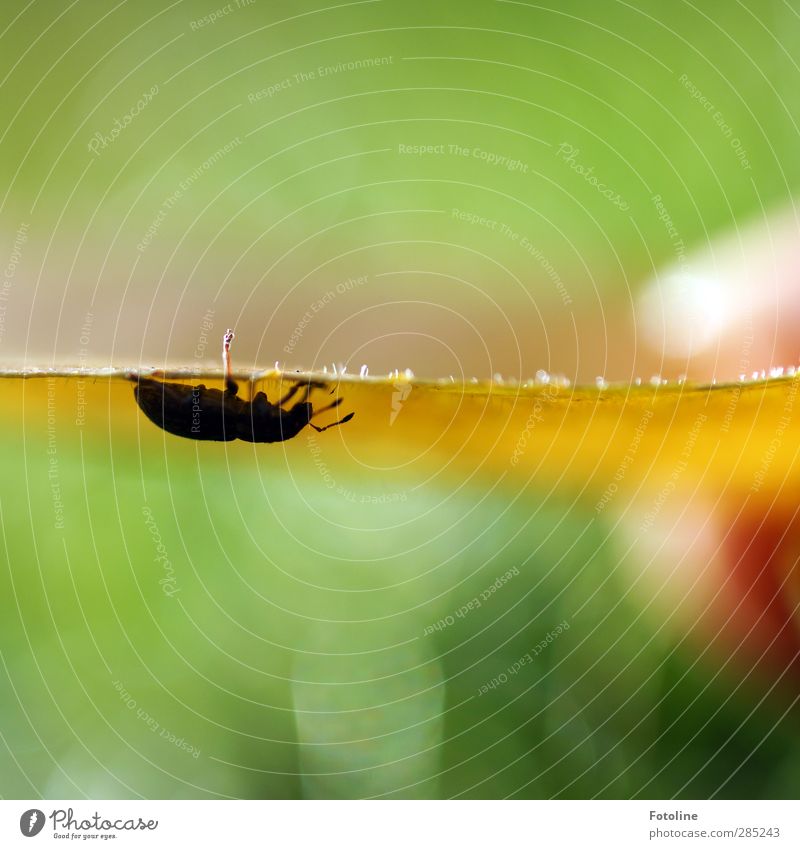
[132,329,354,442]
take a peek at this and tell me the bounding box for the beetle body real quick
[132,330,353,442]
[133,379,320,442]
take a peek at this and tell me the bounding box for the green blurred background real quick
[2,0,800,799]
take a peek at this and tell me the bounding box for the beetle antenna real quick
[222,328,238,395]
[223,328,235,371]
[309,412,354,432]
[223,328,235,377]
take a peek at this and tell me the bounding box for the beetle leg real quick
[307,396,354,431]
[309,411,354,432]
[275,382,304,406]
[276,379,325,407]
[250,390,269,408]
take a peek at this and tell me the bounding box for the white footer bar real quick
[2,800,796,848]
